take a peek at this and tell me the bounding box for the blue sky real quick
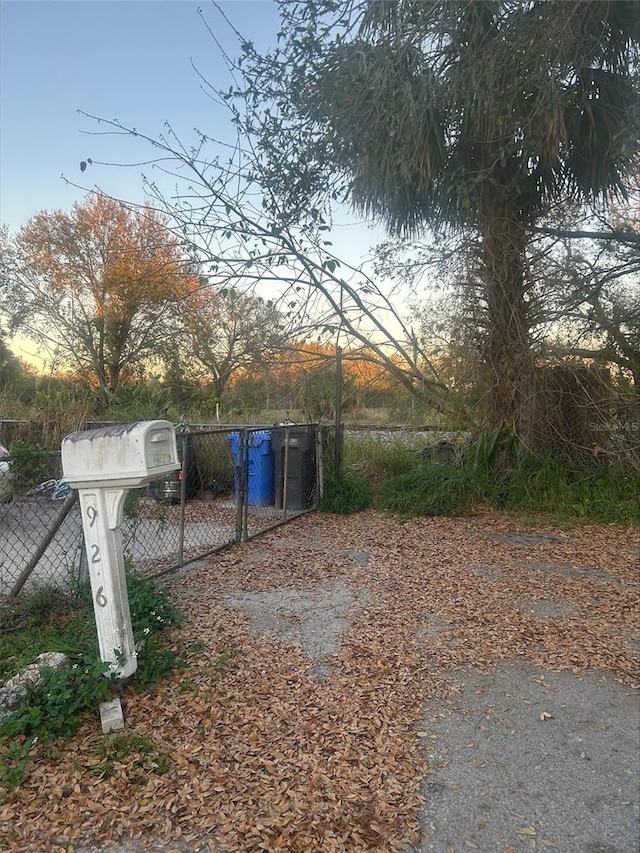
[1,0,387,368]
[0,0,285,231]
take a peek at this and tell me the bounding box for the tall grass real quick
[319,432,415,514]
[328,432,640,525]
[499,458,640,524]
[377,465,483,516]
[319,471,371,514]
[344,432,424,481]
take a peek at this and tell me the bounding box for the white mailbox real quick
[61,420,179,489]
[61,421,179,680]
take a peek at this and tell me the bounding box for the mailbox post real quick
[62,421,179,679]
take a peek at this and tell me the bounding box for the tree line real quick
[0,196,288,402]
[0,195,412,420]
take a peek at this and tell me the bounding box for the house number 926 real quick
[84,504,105,606]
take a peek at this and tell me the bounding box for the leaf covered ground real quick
[1,510,638,853]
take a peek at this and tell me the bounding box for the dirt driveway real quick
[1,511,638,853]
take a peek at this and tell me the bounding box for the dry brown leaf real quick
[2,511,637,852]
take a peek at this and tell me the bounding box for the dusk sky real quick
[1,0,386,368]
[0,1,285,230]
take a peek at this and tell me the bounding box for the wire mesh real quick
[0,451,85,598]
[0,424,328,597]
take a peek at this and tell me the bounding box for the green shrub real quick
[1,656,112,743]
[0,573,184,789]
[320,472,371,514]
[126,572,182,642]
[335,429,639,524]
[499,459,640,525]
[6,440,53,494]
[377,464,482,517]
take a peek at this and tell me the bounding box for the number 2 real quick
[91,544,101,563]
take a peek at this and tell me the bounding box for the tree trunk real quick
[213,373,230,402]
[481,212,534,440]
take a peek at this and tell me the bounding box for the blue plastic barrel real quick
[228,430,274,506]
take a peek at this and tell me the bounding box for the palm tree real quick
[251,0,639,437]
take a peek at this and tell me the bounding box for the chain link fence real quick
[0,424,329,600]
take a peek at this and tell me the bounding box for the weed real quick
[92,731,173,781]
[0,573,184,788]
[6,440,54,495]
[345,433,419,481]
[336,431,639,524]
[123,488,142,520]
[499,460,640,525]
[133,637,186,690]
[466,428,516,472]
[0,737,35,790]
[377,465,479,517]
[1,657,112,743]
[320,472,370,514]
[22,585,73,627]
[213,648,236,671]
[194,648,238,687]
[127,573,182,640]
[0,597,96,684]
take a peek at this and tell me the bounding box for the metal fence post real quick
[281,425,290,520]
[8,490,79,599]
[235,428,250,543]
[78,531,88,585]
[242,429,250,542]
[316,424,323,503]
[177,434,188,569]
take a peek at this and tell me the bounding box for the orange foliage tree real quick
[4,195,197,395]
[177,285,292,400]
[235,341,409,419]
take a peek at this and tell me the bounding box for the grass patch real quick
[345,432,422,483]
[319,472,371,514]
[0,587,96,684]
[92,732,173,782]
[498,460,640,525]
[376,461,640,524]
[377,465,482,517]
[0,573,185,790]
[332,430,640,525]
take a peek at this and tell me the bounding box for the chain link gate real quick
[1,424,328,598]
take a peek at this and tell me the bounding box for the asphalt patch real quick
[224,579,367,679]
[418,663,639,853]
